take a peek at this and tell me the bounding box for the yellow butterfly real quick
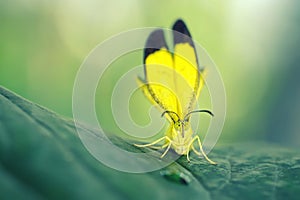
[135,19,216,164]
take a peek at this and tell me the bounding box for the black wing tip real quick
[172,18,193,46]
[144,29,168,62]
[173,19,186,28]
[173,19,191,36]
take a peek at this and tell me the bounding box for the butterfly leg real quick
[134,136,167,148]
[187,136,216,164]
[160,137,172,158]
[186,138,196,162]
[148,143,168,150]
[134,136,172,155]
[194,135,216,165]
[186,148,191,162]
[191,144,201,156]
[146,142,169,150]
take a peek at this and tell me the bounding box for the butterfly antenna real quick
[161,110,180,122]
[184,109,214,121]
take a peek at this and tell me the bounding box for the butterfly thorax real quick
[167,120,193,155]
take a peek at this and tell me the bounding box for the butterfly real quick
[134,19,216,164]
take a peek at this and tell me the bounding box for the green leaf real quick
[0,86,299,200]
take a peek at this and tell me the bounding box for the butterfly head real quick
[161,110,214,138]
[174,119,191,138]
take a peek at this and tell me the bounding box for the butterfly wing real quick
[138,29,182,122]
[138,20,205,121]
[172,19,205,117]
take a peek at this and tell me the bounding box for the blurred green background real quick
[1,0,300,147]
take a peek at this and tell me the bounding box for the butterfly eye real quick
[174,121,181,128]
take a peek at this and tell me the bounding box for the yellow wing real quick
[138,20,205,121]
[172,19,205,117]
[138,29,180,122]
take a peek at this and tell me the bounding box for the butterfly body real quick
[166,120,193,155]
[135,19,216,164]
